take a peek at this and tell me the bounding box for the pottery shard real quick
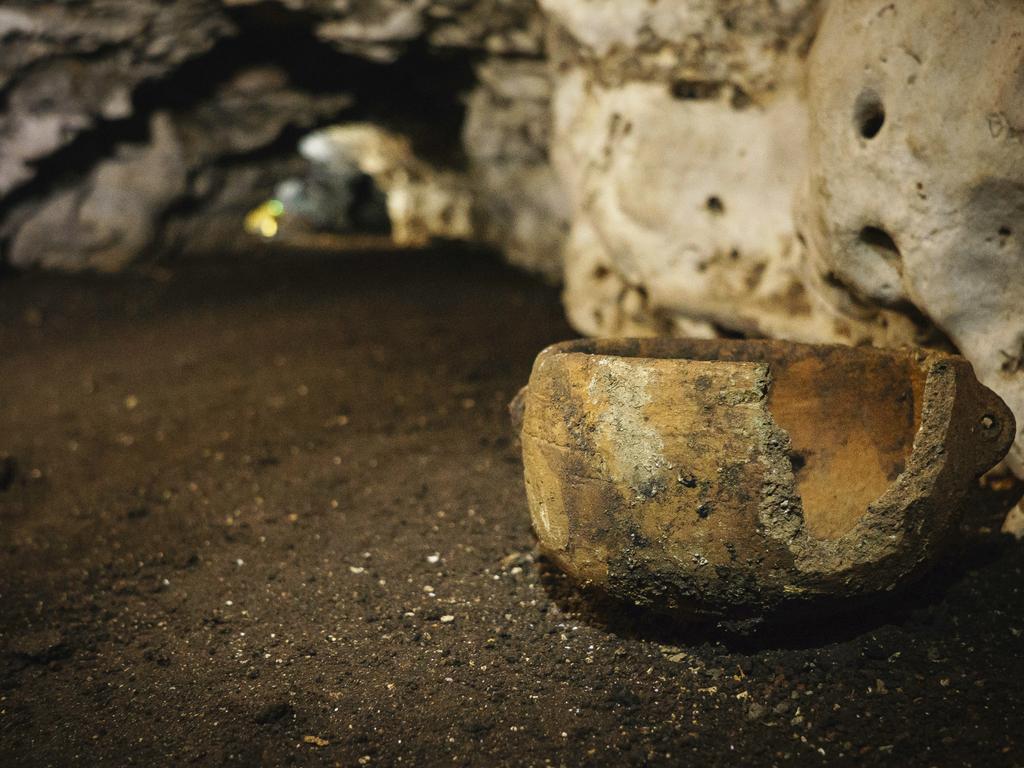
[521,339,1015,620]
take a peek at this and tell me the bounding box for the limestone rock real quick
[463,60,568,281]
[226,0,546,62]
[551,69,818,339]
[5,66,349,271]
[543,0,903,344]
[796,0,1024,481]
[0,0,233,197]
[8,113,188,272]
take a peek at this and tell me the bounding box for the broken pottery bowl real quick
[519,338,1015,620]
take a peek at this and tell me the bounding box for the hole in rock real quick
[854,89,886,139]
[730,86,753,110]
[669,80,722,100]
[706,196,725,214]
[858,226,901,265]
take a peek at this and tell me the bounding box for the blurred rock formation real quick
[0,0,561,275]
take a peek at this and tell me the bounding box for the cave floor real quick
[1,247,1023,767]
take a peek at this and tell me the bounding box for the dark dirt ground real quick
[1,246,1024,767]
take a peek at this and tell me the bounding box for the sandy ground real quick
[1,247,1023,767]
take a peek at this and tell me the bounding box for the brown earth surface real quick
[1,247,1023,767]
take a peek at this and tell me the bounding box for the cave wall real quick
[0,0,561,275]
[3,1,1022,484]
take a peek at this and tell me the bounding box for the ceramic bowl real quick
[519,338,1015,619]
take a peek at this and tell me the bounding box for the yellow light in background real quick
[244,199,285,239]
[259,216,278,238]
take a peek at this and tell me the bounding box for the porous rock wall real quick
[796,0,1024,483]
